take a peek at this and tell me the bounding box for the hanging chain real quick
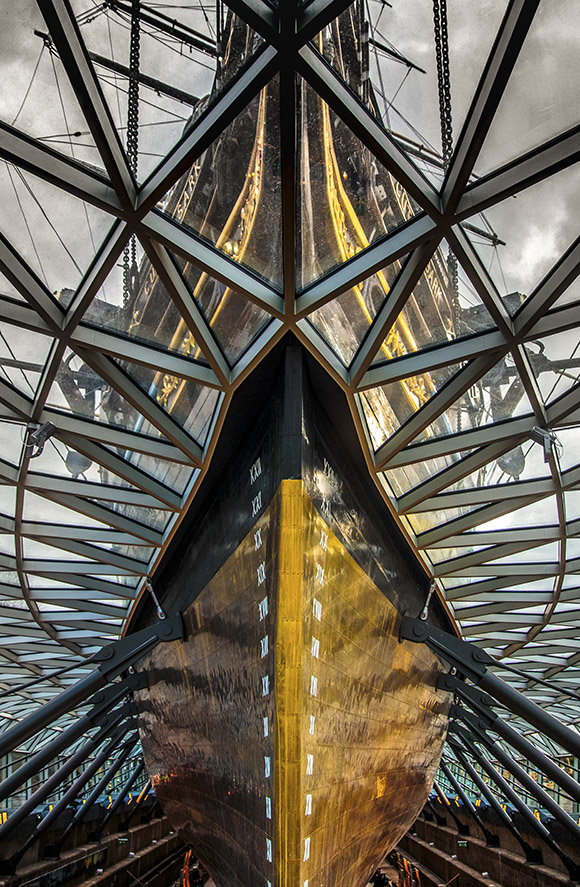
[433,0,461,427]
[433,0,453,169]
[123,0,140,307]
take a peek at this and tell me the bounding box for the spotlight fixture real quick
[25,421,57,459]
[530,426,561,462]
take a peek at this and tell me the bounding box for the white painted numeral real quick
[311,637,319,659]
[257,562,266,585]
[252,491,262,516]
[315,564,324,585]
[266,797,272,819]
[254,528,262,550]
[263,716,269,737]
[259,596,268,620]
[305,794,312,816]
[266,838,272,862]
[323,458,334,480]
[313,598,322,621]
[321,498,331,519]
[303,837,310,861]
[260,635,269,658]
[310,675,318,697]
[319,529,328,551]
[250,458,262,484]
[306,754,313,775]
[309,715,315,735]
[262,675,270,697]
[264,756,271,778]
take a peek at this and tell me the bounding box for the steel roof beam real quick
[358,329,506,390]
[141,212,284,318]
[138,44,280,213]
[442,0,541,214]
[298,44,441,217]
[36,0,136,209]
[141,239,231,385]
[375,355,500,468]
[25,472,179,511]
[40,408,192,463]
[417,494,540,548]
[456,125,580,221]
[397,439,519,514]
[295,214,438,317]
[72,325,221,389]
[0,122,122,217]
[349,243,440,386]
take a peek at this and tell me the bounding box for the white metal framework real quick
[0,0,579,759]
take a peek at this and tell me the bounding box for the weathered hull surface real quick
[136,478,450,887]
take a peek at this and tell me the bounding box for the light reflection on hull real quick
[136,480,450,887]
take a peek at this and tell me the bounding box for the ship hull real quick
[133,345,452,887]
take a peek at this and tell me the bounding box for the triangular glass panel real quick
[0,164,115,295]
[460,165,580,308]
[316,0,508,187]
[78,1,264,183]
[47,346,171,439]
[23,490,104,526]
[308,255,407,367]
[170,250,272,365]
[358,360,463,450]
[91,499,171,534]
[1,1,102,168]
[476,2,580,177]
[297,76,422,288]
[553,428,580,472]
[82,241,210,368]
[478,497,559,531]
[383,440,548,501]
[111,355,220,445]
[405,503,487,537]
[412,356,535,444]
[100,442,195,495]
[0,320,51,398]
[0,271,27,302]
[525,329,580,406]
[157,75,283,288]
[547,275,580,310]
[370,239,497,367]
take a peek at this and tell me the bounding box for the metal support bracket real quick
[401,615,580,759]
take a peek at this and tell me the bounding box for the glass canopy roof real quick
[1,0,580,758]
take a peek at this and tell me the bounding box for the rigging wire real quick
[10,45,45,127]
[4,163,49,287]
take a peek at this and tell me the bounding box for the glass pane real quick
[82,242,209,368]
[47,346,171,438]
[462,165,580,305]
[0,164,114,295]
[0,322,52,397]
[111,357,220,445]
[370,239,497,367]
[0,0,101,167]
[345,0,509,184]
[308,255,407,366]
[358,361,461,450]
[526,331,580,406]
[297,76,421,288]
[158,77,283,288]
[477,2,580,175]
[73,2,263,183]
[171,252,272,365]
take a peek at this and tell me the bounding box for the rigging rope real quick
[123,0,141,307]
